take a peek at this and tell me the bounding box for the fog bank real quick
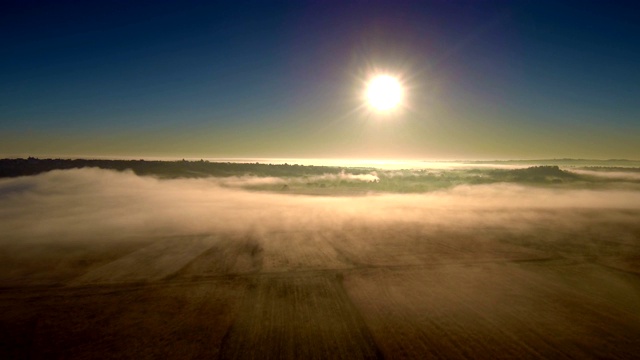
[1,168,639,243]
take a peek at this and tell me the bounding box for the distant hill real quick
[465,159,640,167]
[488,166,580,183]
[2,158,638,194]
[0,157,372,179]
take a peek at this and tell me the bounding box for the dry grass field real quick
[2,217,640,359]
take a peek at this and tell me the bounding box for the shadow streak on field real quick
[169,234,264,279]
[70,236,221,285]
[219,275,383,360]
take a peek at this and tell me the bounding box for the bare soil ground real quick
[1,218,640,359]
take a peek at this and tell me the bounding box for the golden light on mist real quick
[365,75,403,112]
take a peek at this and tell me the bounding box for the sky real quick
[1,0,638,160]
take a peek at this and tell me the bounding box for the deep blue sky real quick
[1,1,638,159]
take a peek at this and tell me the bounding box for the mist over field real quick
[2,163,640,358]
[1,167,640,243]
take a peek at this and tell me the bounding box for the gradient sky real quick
[1,1,638,160]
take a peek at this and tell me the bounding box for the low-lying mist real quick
[1,167,639,243]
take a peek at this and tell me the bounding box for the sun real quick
[365,75,403,112]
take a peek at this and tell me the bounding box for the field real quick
[2,217,640,359]
[1,163,640,358]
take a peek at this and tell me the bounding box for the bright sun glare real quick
[366,75,403,112]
